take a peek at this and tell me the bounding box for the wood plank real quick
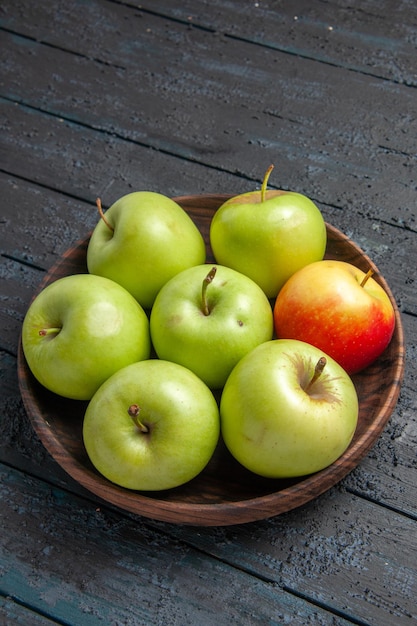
[0,597,59,626]
[141,0,417,85]
[6,449,406,625]
[1,463,355,626]
[0,171,99,268]
[155,486,417,626]
[0,97,250,205]
[1,20,416,230]
[2,0,416,84]
[0,257,43,355]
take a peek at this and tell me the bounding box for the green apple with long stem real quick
[83,359,220,491]
[210,165,327,298]
[21,274,151,400]
[87,191,206,309]
[220,339,359,478]
[150,264,274,389]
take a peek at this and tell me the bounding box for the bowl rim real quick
[17,194,405,525]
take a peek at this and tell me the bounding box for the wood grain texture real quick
[1,0,416,623]
[2,464,357,626]
[1,5,416,230]
[136,0,417,85]
[157,486,417,626]
[17,194,405,526]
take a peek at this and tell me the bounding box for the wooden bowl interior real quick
[17,194,405,525]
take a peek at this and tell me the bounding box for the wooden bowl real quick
[17,194,405,526]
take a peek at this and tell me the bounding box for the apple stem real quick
[39,327,61,337]
[305,356,327,391]
[128,404,149,433]
[202,266,217,316]
[96,197,114,232]
[261,164,274,202]
[360,268,375,287]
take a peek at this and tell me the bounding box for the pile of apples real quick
[21,166,396,491]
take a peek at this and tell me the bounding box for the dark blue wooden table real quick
[1,2,416,624]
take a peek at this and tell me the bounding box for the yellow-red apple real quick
[273,260,395,374]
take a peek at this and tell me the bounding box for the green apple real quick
[150,264,274,389]
[87,191,206,308]
[220,339,359,478]
[210,165,327,298]
[21,274,151,400]
[83,359,220,491]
